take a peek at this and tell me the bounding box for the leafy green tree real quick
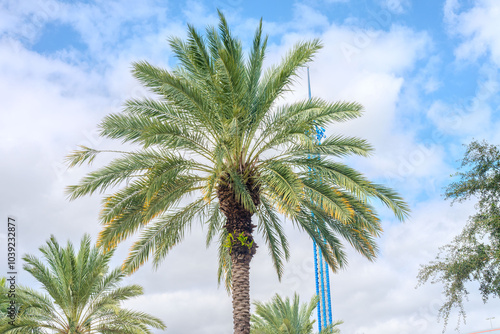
[0,235,166,333]
[66,11,409,334]
[251,293,342,334]
[417,140,500,329]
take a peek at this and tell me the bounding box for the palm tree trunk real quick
[228,221,256,334]
[231,252,252,334]
[217,174,260,334]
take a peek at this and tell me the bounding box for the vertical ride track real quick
[307,67,333,332]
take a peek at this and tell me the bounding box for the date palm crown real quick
[66,11,409,334]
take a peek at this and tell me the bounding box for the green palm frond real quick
[123,198,207,273]
[283,135,373,158]
[294,209,348,271]
[205,202,224,247]
[248,100,365,165]
[217,229,233,293]
[259,160,304,217]
[97,174,200,250]
[258,40,322,115]
[256,197,290,279]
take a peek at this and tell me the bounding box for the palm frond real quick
[256,39,323,122]
[257,197,290,280]
[65,145,100,167]
[259,160,304,217]
[205,201,224,247]
[217,229,233,293]
[97,175,199,250]
[123,199,207,273]
[283,134,373,158]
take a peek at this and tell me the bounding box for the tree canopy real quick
[417,140,500,329]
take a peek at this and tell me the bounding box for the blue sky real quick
[1,0,500,333]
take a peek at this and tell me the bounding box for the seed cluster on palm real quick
[66,11,410,334]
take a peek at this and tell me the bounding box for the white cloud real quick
[267,21,430,132]
[427,66,499,143]
[301,24,436,188]
[319,197,483,333]
[445,0,500,67]
[0,0,64,44]
[127,290,233,333]
[292,3,330,30]
[380,0,410,14]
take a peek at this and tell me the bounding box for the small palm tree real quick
[0,277,10,320]
[66,11,409,334]
[251,293,342,334]
[0,235,166,333]
[0,278,35,331]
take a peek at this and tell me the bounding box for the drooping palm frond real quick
[256,196,291,280]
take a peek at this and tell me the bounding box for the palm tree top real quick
[2,234,166,334]
[65,11,409,281]
[251,293,342,334]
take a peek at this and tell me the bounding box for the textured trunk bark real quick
[217,172,260,334]
[231,252,252,334]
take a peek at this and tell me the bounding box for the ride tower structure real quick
[307,67,333,332]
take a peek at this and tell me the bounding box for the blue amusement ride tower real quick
[307,67,333,332]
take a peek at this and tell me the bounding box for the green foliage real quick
[223,232,254,252]
[237,232,254,249]
[0,277,9,321]
[417,140,500,330]
[223,233,235,250]
[250,293,342,334]
[66,11,409,291]
[0,235,166,334]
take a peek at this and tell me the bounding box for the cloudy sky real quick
[1,0,500,333]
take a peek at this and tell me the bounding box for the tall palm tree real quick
[66,11,409,334]
[0,235,166,333]
[251,293,342,334]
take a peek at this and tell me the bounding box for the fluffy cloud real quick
[445,0,500,67]
[380,0,411,14]
[126,290,233,334]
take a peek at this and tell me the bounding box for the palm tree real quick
[0,235,166,333]
[251,293,342,334]
[0,278,36,332]
[0,277,10,320]
[66,11,409,334]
